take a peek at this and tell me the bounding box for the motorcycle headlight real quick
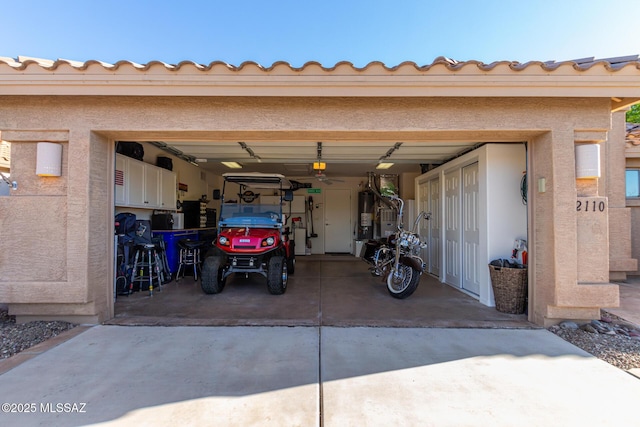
[399,232,410,247]
[218,236,229,246]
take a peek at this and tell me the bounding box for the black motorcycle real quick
[362,194,430,299]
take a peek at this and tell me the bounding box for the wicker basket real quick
[488,265,528,314]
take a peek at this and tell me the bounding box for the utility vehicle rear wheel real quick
[287,242,296,275]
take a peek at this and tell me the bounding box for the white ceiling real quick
[151,140,482,178]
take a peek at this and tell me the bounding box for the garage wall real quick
[0,95,621,324]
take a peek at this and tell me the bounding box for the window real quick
[626,169,640,198]
[0,140,11,196]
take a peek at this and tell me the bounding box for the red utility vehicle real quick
[201,173,296,295]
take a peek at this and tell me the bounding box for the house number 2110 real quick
[576,200,606,212]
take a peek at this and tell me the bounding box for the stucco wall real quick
[0,95,625,324]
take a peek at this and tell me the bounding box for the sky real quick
[1,0,638,67]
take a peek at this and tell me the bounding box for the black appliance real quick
[151,213,174,230]
[205,208,217,228]
[182,200,207,228]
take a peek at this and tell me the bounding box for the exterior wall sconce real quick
[36,142,62,176]
[575,143,601,179]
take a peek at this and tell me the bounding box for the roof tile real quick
[0,55,638,73]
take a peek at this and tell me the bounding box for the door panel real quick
[418,181,429,270]
[462,163,480,295]
[444,170,460,287]
[324,189,352,253]
[429,178,441,277]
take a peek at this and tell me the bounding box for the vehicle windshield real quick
[218,203,283,228]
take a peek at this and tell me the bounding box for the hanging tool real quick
[308,196,318,238]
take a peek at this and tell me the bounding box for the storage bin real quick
[488,264,528,314]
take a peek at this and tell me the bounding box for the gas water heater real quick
[357,190,375,240]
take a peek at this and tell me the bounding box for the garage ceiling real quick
[149,140,482,177]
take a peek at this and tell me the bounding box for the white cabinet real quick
[159,168,177,210]
[115,154,176,210]
[143,164,160,207]
[126,158,145,207]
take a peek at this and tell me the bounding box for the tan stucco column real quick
[530,128,619,326]
[0,129,112,323]
[605,111,637,279]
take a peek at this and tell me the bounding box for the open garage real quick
[108,136,527,326]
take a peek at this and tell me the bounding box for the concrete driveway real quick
[1,325,639,427]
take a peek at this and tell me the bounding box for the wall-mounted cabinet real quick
[159,168,177,210]
[115,153,176,210]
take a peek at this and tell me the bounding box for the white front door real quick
[324,188,352,253]
[462,163,480,295]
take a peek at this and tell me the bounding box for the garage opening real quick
[111,139,530,326]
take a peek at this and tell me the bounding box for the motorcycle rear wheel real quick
[386,264,420,299]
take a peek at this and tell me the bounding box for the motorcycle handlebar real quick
[384,194,433,234]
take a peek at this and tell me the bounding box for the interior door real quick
[444,170,461,287]
[428,178,441,277]
[462,163,480,295]
[324,188,352,253]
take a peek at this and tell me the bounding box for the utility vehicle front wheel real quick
[201,256,226,294]
[267,256,288,295]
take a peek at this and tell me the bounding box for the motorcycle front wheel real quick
[386,263,420,299]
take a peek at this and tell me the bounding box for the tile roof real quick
[0,55,639,72]
[1,54,639,102]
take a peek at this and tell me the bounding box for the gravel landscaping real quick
[1,306,639,371]
[1,306,77,359]
[547,310,640,371]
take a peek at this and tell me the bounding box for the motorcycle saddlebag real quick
[361,240,379,264]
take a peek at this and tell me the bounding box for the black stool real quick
[130,243,164,295]
[176,239,204,282]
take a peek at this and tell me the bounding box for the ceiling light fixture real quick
[313,142,327,170]
[221,161,243,169]
[376,162,394,170]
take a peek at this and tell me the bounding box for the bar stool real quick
[130,243,164,296]
[176,239,204,282]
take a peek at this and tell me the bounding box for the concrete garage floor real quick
[110,255,532,328]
